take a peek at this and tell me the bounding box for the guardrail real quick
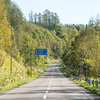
[61,67,100,88]
[86,78,100,88]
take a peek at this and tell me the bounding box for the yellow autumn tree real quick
[0,0,11,51]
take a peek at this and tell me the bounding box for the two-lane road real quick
[0,62,100,100]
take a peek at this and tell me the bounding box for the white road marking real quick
[63,77,94,100]
[49,83,51,86]
[0,81,34,99]
[46,91,48,93]
[43,64,54,99]
[47,87,49,90]
[77,87,94,100]
[48,85,50,88]
[43,95,47,99]
[0,86,21,99]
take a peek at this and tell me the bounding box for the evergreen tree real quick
[29,10,34,23]
[34,13,37,24]
[54,13,59,25]
[95,14,100,28]
[38,13,42,25]
[88,17,95,27]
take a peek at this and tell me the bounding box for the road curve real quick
[0,62,100,100]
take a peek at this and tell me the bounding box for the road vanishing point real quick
[0,62,100,100]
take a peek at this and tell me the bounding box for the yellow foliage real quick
[0,49,28,86]
[0,0,11,50]
[85,59,91,64]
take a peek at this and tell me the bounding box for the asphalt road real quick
[0,62,100,100]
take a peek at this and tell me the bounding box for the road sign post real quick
[86,63,87,84]
[30,49,47,77]
[70,49,84,82]
[80,61,84,82]
[30,49,33,77]
[11,46,12,74]
[80,66,82,82]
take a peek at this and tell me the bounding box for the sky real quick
[11,0,100,25]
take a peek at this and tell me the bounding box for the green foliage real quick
[55,25,63,37]
[63,23,100,78]
[4,0,23,30]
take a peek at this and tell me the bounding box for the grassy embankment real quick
[0,66,48,92]
[0,50,59,92]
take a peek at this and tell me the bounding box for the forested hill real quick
[0,0,84,64]
[0,0,84,86]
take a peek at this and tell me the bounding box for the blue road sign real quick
[35,49,47,55]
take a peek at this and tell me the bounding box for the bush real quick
[27,67,31,75]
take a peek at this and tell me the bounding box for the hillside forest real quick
[0,0,100,87]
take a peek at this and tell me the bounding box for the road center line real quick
[46,91,48,93]
[47,87,49,90]
[43,95,47,99]
[43,65,54,100]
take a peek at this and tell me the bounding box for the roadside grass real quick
[59,64,100,96]
[73,79,100,95]
[47,58,60,64]
[0,65,49,92]
[59,64,70,77]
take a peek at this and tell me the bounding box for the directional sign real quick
[35,49,47,55]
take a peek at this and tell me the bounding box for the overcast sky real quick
[11,0,100,25]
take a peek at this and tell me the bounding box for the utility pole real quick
[10,41,29,74]
[86,63,87,84]
[84,51,89,84]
